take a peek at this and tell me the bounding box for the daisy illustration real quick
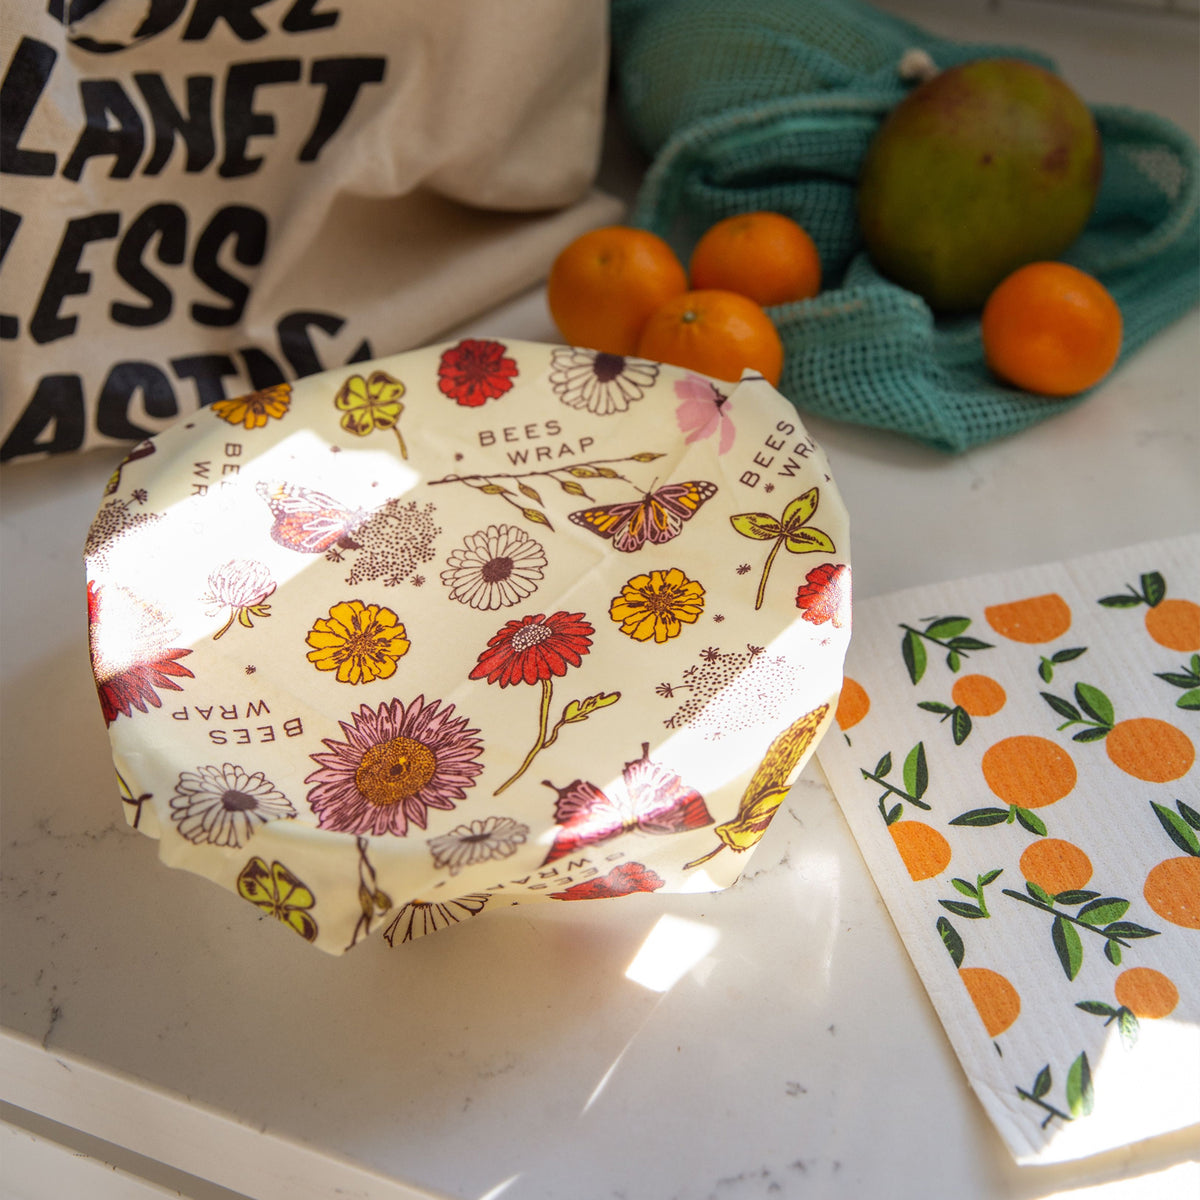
[383,894,490,944]
[305,696,485,836]
[441,524,547,610]
[548,347,659,416]
[428,816,529,876]
[170,763,296,847]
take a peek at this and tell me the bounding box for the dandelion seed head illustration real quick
[664,646,799,736]
[84,501,164,572]
[346,499,441,586]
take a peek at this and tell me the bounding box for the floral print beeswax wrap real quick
[85,340,851,955]
[816,535,1199,1164]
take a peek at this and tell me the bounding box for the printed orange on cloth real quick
[84,341,850,955]
[816,534,1199,1165]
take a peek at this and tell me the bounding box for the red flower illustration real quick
[795,563,850,628]
[438,338,519,408]
[551,862,665,900]
[87,581,194,725]
[469,611,593,687]
[470,611,613,795]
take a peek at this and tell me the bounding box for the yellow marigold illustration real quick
[609,567,705,643]
[306,599,411,685]
[211,383,292,430]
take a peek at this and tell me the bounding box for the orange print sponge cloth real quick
[816,534,1199,1163]
[83,340,850,956]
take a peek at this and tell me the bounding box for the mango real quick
[857,58,1102,313]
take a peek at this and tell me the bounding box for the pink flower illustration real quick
[674,375,735,455]
[305,696,485,836]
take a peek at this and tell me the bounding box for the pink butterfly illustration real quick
[256,481,367,554]
[541,743,713,865]
[568,480,717,553]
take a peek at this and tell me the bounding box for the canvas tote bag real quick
[1,0,618,463]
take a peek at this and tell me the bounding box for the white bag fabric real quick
[1,0,619,462]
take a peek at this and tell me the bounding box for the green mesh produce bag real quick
[611,0,1200,452]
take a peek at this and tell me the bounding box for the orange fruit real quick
[547,226,687,356]
[1019,838,1093,896]
[835,677,870,731]
[951,674,1007,717]
[888,819,951,881]
[1144,855,1200,929]
[1105,718,1194,783]
[688,211,822,307]
[1114,967,1179,1019]
[636,289,784,386]
[960,967,1021,1037]
[983,593,1072,643]
[981,735,1077,808]
[1145,598,1200,652]
[982,262,1122,397]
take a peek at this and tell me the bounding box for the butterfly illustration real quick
[256,481,368,553]
[541,743,713,865]
[568,480,716,553]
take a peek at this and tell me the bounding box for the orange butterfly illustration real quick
[568,480,717,552]
[256,481,367,554]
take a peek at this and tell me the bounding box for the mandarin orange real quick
[547,226,687,356]
[689,211,822,307]
[636,289,784,386]
[982,262,1121,397]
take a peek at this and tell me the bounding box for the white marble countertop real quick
[2,2,1198,1198]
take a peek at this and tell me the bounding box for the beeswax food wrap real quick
[816,535,1199,1164]
[85,340,851,955]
